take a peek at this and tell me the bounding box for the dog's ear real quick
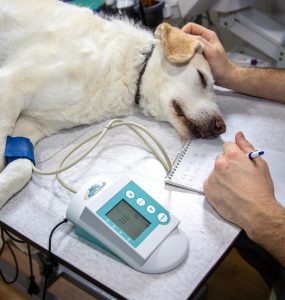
[155,22,201,64]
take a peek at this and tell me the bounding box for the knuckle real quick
[214,155,228,171]
[227,148,238,159]
[209,30,216,36]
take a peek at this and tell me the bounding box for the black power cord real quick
[27,243,40,295]
[0,227,20,284]
[0,218,68,299]
[42,218,68,300]
[0,227,40,295]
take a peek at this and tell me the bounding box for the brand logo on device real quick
[84,181,106,200]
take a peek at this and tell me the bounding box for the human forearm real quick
[217,64,285,103]
[246,201,285,268]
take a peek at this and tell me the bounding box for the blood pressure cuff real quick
[5,136,35,165]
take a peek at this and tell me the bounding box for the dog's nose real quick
[196,116,226,138]
[213,116,226,136]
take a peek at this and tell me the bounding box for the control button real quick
[126,190,135,199]
[158,213,168,223]
[147,205,156,214]
[136,198,145,206]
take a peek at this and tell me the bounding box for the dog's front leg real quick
[0,117,46,208]
[0,159,33,207]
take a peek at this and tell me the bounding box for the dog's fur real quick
[0,0,226,206]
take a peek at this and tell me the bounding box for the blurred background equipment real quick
[63,0,285,67]
[176,0,285,68]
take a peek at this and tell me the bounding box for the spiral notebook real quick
[165,138,224,194]
[165,139,285,203]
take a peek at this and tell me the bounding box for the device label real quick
[84,181,106,200]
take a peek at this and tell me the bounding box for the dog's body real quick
[0,0,226,206]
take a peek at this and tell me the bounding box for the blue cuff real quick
[5,136,35,165]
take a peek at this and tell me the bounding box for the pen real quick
[247,149,265,159]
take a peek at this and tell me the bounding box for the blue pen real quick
[247,149,265,159]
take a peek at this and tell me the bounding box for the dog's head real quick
[140,23,226,139]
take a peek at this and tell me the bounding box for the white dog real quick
[0,0,226,206]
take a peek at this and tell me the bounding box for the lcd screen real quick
[106,200,150,240]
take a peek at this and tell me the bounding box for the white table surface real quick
[0,88,285,300]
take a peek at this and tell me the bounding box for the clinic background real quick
[66,0,285,68]
[0,1,284,299]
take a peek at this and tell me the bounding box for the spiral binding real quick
[166,141,192,179]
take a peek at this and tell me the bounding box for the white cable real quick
[32,119,172,193]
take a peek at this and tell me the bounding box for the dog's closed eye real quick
[172,100,185,117]
[197,70,207,88]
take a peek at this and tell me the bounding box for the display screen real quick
[106,200,150,240]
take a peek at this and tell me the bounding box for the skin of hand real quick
[204,131,276,231]
[182,22,236,85]
[204,132,285,267]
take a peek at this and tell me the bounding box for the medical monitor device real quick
[66,175,189,273]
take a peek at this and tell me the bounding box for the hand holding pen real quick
[204,131,276,232]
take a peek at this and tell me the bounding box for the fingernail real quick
[239,131,245,139]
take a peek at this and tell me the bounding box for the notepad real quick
[165,138,285,205]
[165,138,224,194]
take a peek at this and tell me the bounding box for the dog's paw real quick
[0,159,33,208]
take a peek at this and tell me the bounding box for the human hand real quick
[204,131,280,241]
[182,22,236,85]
